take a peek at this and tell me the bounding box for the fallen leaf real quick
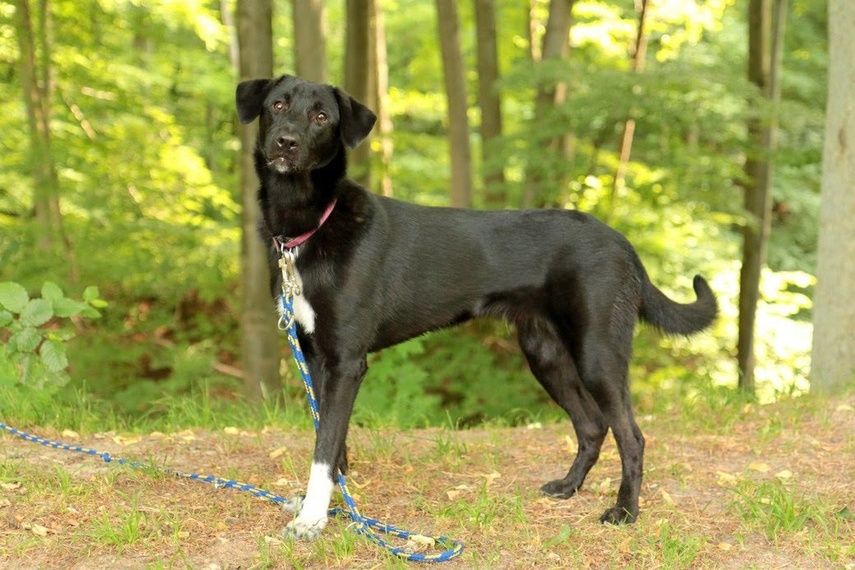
[717,542,733,551]
[564,435,577,454]
[661,489,674,505]
[748,462,770,473]
[716,471,737,488]
[269,446,288,460]
[224,427,240,435]
[775,469,793,480]
[112,434,142,446]
[481,471,501,485]
[61,429,79,439]
[836,404,853,412]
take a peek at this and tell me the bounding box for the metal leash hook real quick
[277,247,301,331]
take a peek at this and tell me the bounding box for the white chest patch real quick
[277,255,317,334]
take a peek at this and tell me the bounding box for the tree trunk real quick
[237,0,282,402]
[15,0,63,253]
[345,0,373,188]
[522,0,574,208]
[435,0,472,208]
[373,0,393,197]
[474,0,505,207]
[811,0,855,394]
[737,0,786,395]
[611,0,650,217]
[292,0,326,83]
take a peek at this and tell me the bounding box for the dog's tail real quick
[639,274,718,336]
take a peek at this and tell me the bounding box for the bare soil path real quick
[2,394,854,569]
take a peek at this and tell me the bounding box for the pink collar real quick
[273,198,338,252]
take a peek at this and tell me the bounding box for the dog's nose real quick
[277,135,298,150]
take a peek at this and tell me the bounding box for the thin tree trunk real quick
[611,0,650,217]
[474,0,505,207]
[737,0,786,394]
[15,0,62,253]
[435,0,472,208]
[292,0,326,83]
[522,0,574,208]
[237,0,282,402]
[345,0,373,188]
[373,0,393,197]
[811,0,855,394]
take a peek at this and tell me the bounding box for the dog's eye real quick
[272,101,287,112]
[315,112,328,123]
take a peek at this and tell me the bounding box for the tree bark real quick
[522,0,574,208]
[15,0,63,253]
[811,0,855,393]
[611,0,650,217]
[474,0,505,206]
[373,0,394,197]
[737,0,786,394]
[345,0,373,188]
[292,0,326,83]
[237,0,282,402]
[435,0,473,208]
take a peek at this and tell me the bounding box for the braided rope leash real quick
[278,291,464,562]
[0,422,298,510]
[0,407,462,562]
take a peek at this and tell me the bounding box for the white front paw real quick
[282,515,328,541]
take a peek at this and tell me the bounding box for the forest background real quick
[0,0,841,429]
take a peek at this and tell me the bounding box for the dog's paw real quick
[282,515,328,541]
[540,479,578,499]
[599,506,637,525]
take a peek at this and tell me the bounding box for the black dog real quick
[236,75,717,539]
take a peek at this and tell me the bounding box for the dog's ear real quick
[334,88,377,149]
[236,78,273,124]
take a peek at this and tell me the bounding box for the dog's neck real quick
[256,145,346,242]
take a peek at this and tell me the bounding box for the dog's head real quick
[236,75,377,174]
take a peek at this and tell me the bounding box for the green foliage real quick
[731,479,830,540]
[0,0,830,426]
[0,281,103,390]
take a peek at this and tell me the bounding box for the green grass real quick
[730,479,829,540]
[1,376,854,567]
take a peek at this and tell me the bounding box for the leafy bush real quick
[0,281,104,390]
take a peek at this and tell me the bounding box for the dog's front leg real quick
[284,356,367,540]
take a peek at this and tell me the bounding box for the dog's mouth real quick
[267,154,298,174]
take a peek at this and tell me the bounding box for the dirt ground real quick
[1,394,854,569]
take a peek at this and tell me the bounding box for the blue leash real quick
[0,302,464,563]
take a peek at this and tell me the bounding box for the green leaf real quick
[52,297,89,318]
[40,340,69,373]
[9,328,41,353]
[12,352,36,384]
[0,310,12,328]
[41,281,64,302]
[83,286,100,303]
[0,282,29,313]
[20,299,54,327]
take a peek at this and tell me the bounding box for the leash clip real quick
[278,247,302,301]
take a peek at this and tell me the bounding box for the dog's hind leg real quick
[574,325,645,524]
[517,317,609,501]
